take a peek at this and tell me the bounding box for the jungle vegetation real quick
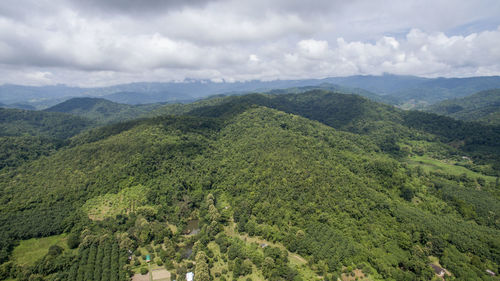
[0,90,499,281]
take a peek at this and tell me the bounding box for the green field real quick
[407,155,497,183]
[12,234,68,266]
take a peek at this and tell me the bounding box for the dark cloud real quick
[67,0,215,14]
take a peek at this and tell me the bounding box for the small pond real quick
[184,219,200,235]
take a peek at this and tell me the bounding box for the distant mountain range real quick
[2,74,500,109]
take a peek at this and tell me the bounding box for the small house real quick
[486,269,496,276]
[186,271,194,281]
[430,264,445,276]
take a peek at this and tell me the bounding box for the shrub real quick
[67,233,80,249]
[48,245,63,256]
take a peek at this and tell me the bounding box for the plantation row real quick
[66,239,128,281]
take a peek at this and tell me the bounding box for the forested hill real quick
[45,97,163,124]
[1,91,500,281]
[426,89,500,125]
[0,107,91,139]
[264,83,399,104]
[0,107,93,171]
[157,90,500,170]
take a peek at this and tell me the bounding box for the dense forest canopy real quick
[0,90,499,281]
[426,89,500,125]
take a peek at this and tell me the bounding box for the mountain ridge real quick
[3,75,500,109]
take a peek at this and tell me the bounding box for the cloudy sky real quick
[0,0,500,86]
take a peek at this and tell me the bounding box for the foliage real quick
[1,90,500,280]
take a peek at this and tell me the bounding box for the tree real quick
[48,245,63,256]
[195,251,210,281]
[242,259,253,275]
[401,186,414,201]
[67,232,81,249]
[209,204,220,222]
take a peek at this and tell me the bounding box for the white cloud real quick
[0,0,499,86]
[297,39,329,60]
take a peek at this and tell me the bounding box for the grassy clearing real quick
[407,155,496,183]
[289,253,321,281]
[82,185,147,220]
[12,234,68,266]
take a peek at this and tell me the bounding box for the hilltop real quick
[45,97,163,124]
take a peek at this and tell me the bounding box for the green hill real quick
[426,89,500,125]
[0,107,93,173]
[156,90,500,169]
[0,92,499,281]
[45,97,163,124]
[0,107,91,139]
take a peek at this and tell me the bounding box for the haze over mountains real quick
[2,75,500,110]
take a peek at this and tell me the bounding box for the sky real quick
[0,0,500,86]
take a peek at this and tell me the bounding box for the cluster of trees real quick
[213,234,297,280]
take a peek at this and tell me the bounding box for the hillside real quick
[45,97,163,124]
[0,91,499,281]
[154,90,500,170]
[0,107,92,172]
[0,107,92,139]
[426,89,500,125]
